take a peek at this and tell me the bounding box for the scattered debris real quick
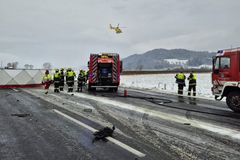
[183,123,191,125]
[92,126,115,143]
[5,93,11,97]
[11,114,32,117]
[83,109,92,112]
[12,88,21,92]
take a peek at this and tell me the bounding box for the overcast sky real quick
[1,0,240,69]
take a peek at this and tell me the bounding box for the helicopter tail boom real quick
[109,24,114,29]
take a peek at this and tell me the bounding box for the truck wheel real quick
[226,91,240,113]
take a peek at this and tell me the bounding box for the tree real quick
[43,62,52,69]
[6,62,19,69]
[24,64,29,69]
[24,64,34,69]
[7,63,12,68]
[12,62,19,69]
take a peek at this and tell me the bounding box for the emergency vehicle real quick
[212,47,240,112]
[87,53,122,91]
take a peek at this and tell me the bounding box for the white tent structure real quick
[0,69,47,88]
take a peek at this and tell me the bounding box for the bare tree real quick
[12,62,19,69]
[7,62,19,69]
[24,64,29,69]
[29,65,34,69]
[43,62,52,69]
[7,63,12,68]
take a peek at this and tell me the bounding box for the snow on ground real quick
[164,59,188,65]
[120,73,214,99]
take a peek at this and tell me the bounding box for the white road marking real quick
[72,92,240,140]
[52,109,146,158]
[23,88,240,140]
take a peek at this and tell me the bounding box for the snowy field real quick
[120,73,214,99]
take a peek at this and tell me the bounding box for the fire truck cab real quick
[88,53,122,91]
[212,47,240,112]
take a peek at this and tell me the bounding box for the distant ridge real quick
[122,48,216,70]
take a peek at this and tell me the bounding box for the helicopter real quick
[109,24,125,34]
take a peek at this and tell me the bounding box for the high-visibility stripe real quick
[92,55,98,83]
[112,56,118,83]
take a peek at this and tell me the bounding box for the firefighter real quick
[41,70,53,94]
[53,68,60,93]
[65,67,76,92]
[85,69,89,83]
[175,71,186,95]
[187,71,197,96]
[77,69,85,92]
[59,67,65,91]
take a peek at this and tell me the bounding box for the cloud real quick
[0,0,240,68]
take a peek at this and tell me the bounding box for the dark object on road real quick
[92,126,115,143]
[83,108,92,112]
[11,114,32,117]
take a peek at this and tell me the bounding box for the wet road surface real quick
[1,86,240,160]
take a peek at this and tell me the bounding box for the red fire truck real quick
[87,53,122,91]
[212,47,240,112]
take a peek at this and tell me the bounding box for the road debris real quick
[11,114,32,117]
[92,126,115,143]
[83,109,92,112]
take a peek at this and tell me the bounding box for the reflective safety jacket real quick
[188,73,197,86]
[66,70,75,83]
[42,74,52,83]
[54,72,60,83]
[59,71,64,81]
[66,70,75,78]
[78,71,85,83]
[175,72,186,84]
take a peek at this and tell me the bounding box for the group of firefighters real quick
[175,71,197,96]
[41,68,88,94]
[42,68,197,96]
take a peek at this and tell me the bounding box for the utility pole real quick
[1,61,2,69]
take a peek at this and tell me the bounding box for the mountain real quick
[122,48,216,70]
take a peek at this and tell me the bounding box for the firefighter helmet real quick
[55,68,59,71]
[61,67,64,70]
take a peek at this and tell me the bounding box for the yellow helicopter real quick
[109,24,125,34]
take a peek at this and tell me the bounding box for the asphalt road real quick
[1,85,240,160]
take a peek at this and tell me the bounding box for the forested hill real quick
[122,48,216,70]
